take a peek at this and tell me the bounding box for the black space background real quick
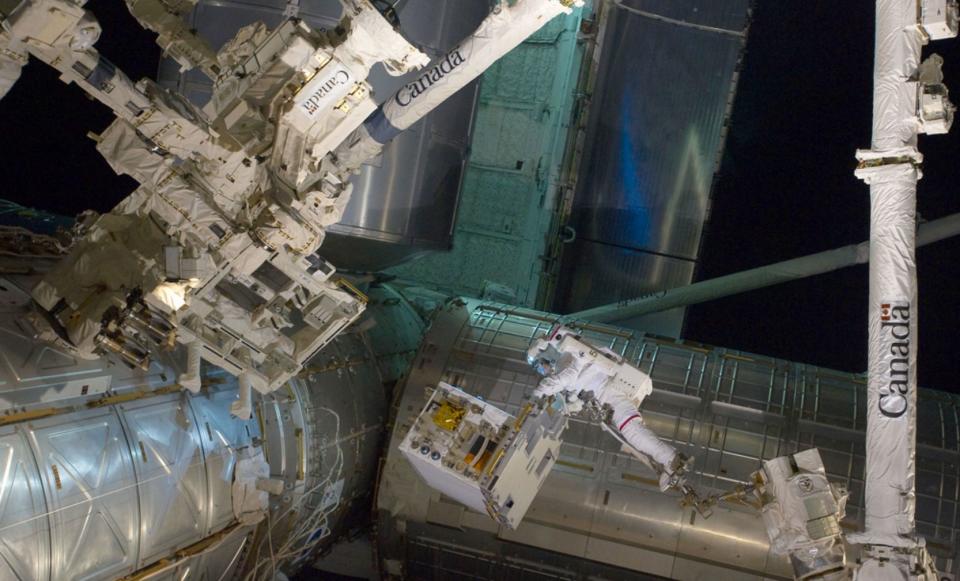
[685,1,960,392]
[0,0,157,215]
[0,1,956,390]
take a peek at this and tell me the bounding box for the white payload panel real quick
[400,383,567,529]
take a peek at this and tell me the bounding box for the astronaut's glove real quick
[659,453,694,492]
[563,391,584,414]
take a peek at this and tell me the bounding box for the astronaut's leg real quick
[606,392,687,490]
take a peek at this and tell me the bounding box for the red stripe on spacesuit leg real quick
[618,414,641,431]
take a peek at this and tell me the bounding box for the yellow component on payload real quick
[432,401,465,431]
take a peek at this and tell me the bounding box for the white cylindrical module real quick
[0,264,390,580]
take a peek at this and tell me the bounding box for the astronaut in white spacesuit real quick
[528,326,692,492]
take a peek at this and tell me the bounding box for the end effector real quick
[754,449,849,580]
[0,0,103,99]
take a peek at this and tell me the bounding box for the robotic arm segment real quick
[754,449,941,579]
[2,0,152,118]
[256,4,428,191]
[0,31,26,99]
[335,0,431,76]
[3,2,378,398]
[123,0,220,78]
[303,0,584,193]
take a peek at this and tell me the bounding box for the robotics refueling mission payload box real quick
[400,383,567,528]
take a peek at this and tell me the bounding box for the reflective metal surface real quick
[191,385,247,533]
[554,0,751,321]
[290,330,387,561]
[0,264,388,579]
[0,429,50,581]
[122,395,208,565]
[377,299,960,579]
[0,350,384,580]
[158,0,490,271]
[0,274,179,411]
[0,269,251,580]
[32,408,141,580]
[364,285,428,383]
[0,393,256,581]
[234,325,389,577]
[137,525,251,581]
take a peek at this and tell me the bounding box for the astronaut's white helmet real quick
[527,324,576,375]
